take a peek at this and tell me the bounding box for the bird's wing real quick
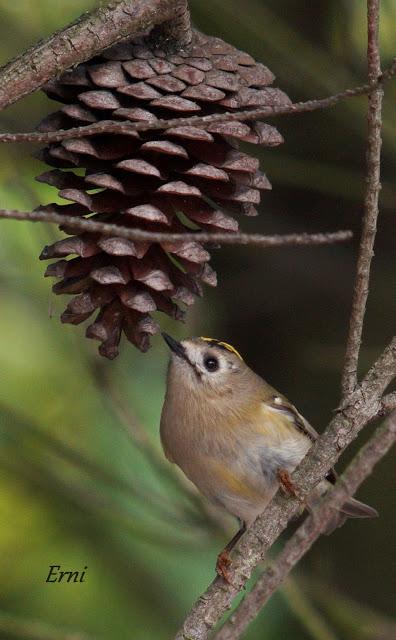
[266,394,319,442]
[265,394,338,483]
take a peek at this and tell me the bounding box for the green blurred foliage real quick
[0,1,395,639]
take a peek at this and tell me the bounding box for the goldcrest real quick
[160,334,377,578]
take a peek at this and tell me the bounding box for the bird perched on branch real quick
[160,334,377,581]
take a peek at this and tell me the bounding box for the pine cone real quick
[36,29,290,359]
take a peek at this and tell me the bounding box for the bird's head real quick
[162,333,251,400]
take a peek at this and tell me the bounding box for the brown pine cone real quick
[36,29,290,359]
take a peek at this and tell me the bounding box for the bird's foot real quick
[216,550,234,584]
[278,469,304,504]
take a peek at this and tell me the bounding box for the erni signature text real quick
[46,565,87,583]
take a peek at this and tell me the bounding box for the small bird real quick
[160,334,378,580]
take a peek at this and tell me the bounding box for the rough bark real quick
[0,0,191,112]
[215,412,396,640]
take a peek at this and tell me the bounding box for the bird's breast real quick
[160,395,311,523]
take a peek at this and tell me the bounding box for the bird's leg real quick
[277,468,304,504]
[216,521,246,584]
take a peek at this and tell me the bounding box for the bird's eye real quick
[203,355,219,372]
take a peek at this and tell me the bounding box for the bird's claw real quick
[278,469,304,504]
[216,550,234,585]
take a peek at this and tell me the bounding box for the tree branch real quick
[380,391,396,415]
[1,60,395,144]
[214,411,396,640]
[341,0,384,399]
[174,337,396,640]
[0,208,353,248]
[147,0,192,50]
[0,0,191,113]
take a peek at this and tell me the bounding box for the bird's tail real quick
[323,497,378,535]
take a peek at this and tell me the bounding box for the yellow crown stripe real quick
[200,337,243,361]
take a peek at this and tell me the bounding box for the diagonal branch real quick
[0,0,191,113]
[0,60,395,144]
[0,208,353,248]
[380,391,396,414]
[341,0,384,399]
[214,411,396,640]
[174,337,396,640]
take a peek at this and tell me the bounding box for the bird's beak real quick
[161,333,187,359]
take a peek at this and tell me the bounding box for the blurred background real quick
[0,1,395,638]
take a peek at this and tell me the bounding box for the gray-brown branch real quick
[341,0,384,399]
[0,0,191,112]
[0,209,353,248]
[214,411,396,640]
[381,391,396,414]
[1,60,395,144]
[174,337,396,640]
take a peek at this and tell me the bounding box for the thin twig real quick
[214,412,396,640]
[341,0,384,399]
[0,0,191,113]
[0,208,353,248]
[173,337,396,640]
[1,60,395,144]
